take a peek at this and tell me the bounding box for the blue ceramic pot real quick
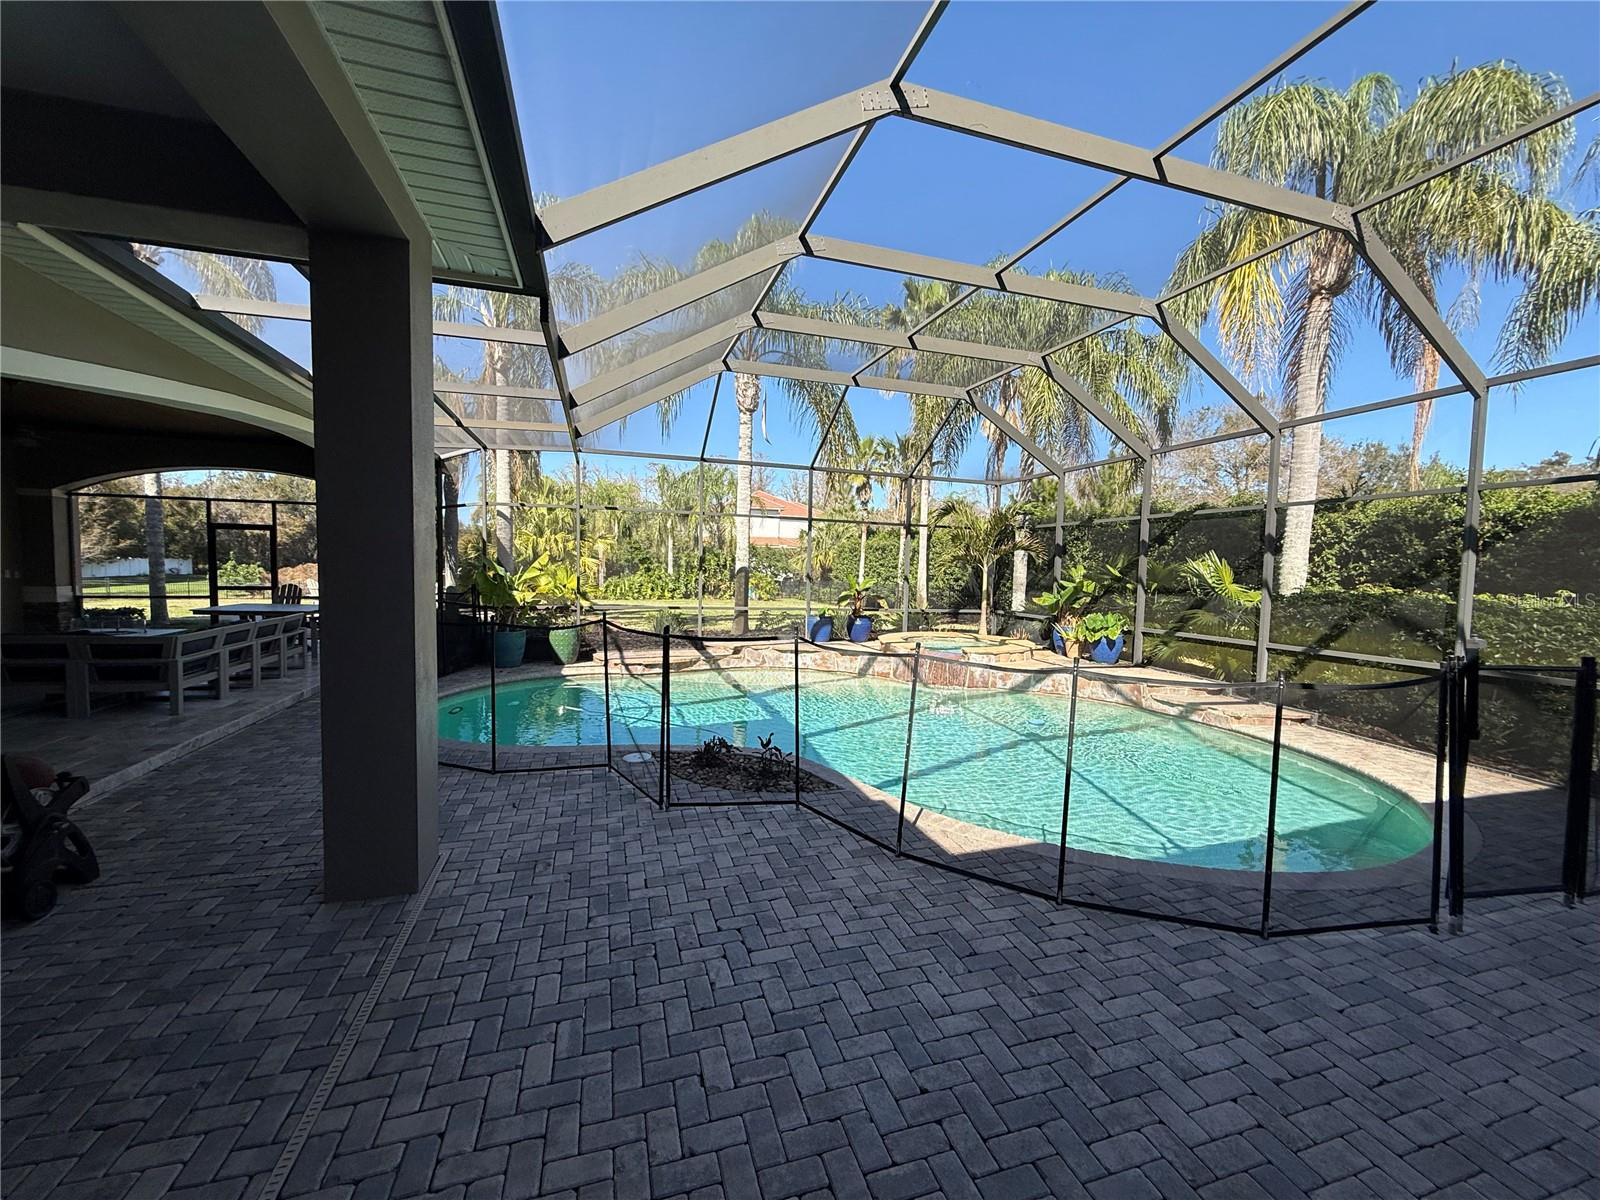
[847,615,872,642]
[1050,626,1065,655]
[1089,633,1124,664]
[806,615,833,642]
[493,628,527,668]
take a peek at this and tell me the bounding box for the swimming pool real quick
[439,668,1433,872]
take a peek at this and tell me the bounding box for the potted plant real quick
[838,578,875,642]
[805,612,833,642]
[1034,566,1102,656]
[1080,611,1127,664]
[474,557,540,667]
[530,557,587,664]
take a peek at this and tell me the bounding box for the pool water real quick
[915,634,987,651]
[439,669,1433,872]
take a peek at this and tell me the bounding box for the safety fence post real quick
[793,636,803,808]
[1429,658,1451,933]
[660,626,671,810]
[896,645,922,855]
[601,614,613,771]
[1563,655,1597,904]
[1258,674,1286,937]
[1055,661,1081,904]
[1447,651,1474,933]
[489,622,499,775]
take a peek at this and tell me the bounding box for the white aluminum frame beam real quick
[755,310,1042,369]
[805,235,1153,315]
[572,360,721,435]
[904,86,1355,233]
[556,237,802,356]
[537,83,895,246]
[569,314,753,406]
[726,357,967,400]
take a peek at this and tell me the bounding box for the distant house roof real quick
[750,489,807,517]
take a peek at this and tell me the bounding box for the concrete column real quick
[9,488,77,629]
[311,232,437,900]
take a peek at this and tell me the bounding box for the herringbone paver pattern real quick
[4,697,1596,1199]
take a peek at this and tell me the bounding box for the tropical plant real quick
[1166,64,1600,593]
[530,558,587,620]
[931,498,1045,634]
[473,555,542,626]
[837,577,875,623]
[1034,564,1107,642]
[1079,611,1127,644]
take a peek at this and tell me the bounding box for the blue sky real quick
[163,1,1599,484]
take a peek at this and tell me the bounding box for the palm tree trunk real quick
[733,373,760,635]
[143,472,168,624]
[666,526,674,576]
[1279,247,1345,596]
[489,343,515,567]
[1407,345,1442,489]
[442,467,461,587]
[857,520,867,583]
[1011,523,1028,615]
[916,477,930,608]
[897,526,908,615]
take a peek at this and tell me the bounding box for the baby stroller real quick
[2,754,99,920]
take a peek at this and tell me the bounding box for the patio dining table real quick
[191,603,320,620]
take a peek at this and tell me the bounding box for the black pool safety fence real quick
[436,609,1597,937]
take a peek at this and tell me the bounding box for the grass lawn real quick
[80,574,267,622]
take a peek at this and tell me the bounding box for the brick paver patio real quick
[3,697,1596,1199]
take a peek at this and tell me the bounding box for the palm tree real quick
[843,435,896,583]
[931,497,1045,634]
[1166,64,1600,594]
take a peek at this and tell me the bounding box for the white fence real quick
[82,557,194,579]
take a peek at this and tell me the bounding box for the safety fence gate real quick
[436,607,1596,936]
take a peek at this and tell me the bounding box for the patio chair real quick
[80,628,225,716]
[279,613,310,672]
[221,621,260,690]
[2,754,98,920]
[252,617,289,679]
[275,583,304,605]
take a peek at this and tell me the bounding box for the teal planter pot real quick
[493,628,527,668]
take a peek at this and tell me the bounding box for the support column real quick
[1255,436,1281,682]
[311,231,437,901]
[12,488,77,628]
